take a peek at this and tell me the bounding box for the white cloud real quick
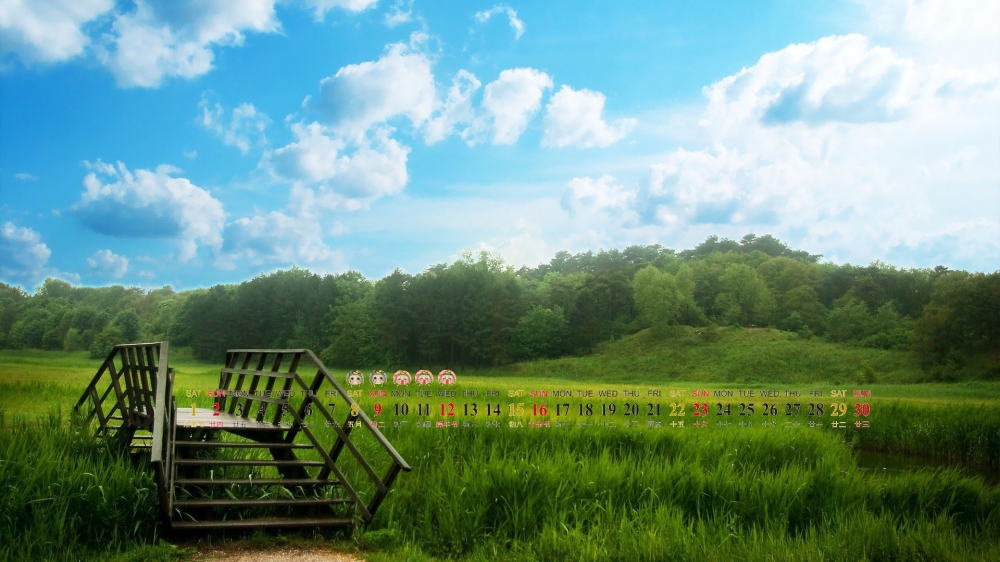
[73,160,226,261]
[301,0,379,22]
[703,34,919,127]
[218,210,345,272]
[183,149,197,159]
[0,221,52,285]
[384,0,413,27]
[86,249,128,278]
[476,67,552,145]
[13,172,37,181]
[473,231,552,268]
[424,70,482,144]
[307,39,436,137]
[138,270,155,279]
[474,4,525,39]
[598,24,999,270]
[270,123,410,206]
[98,0,281,88]
[561,174,636,218]
[0,0,114,66]
[542,86,637,148]
[199,97,271,153]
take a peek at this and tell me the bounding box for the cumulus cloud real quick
[703,34,918,127]
[98,0,281,88]
[301,0,379,22]
[424,70,482,144]
[0,222,52,285]
[614,34,995,268]
[199,97,271,153]
[86,249,128,278]
[476,67,552,145]
[218,210,345,272]
[0,0,114,66]
[474,4,525,39]
[73,160,225,261]
[542,86,636,148]
[269,123,410,206]
[13,172,37,181]
[306,39,435,137]
[561,175,635,218]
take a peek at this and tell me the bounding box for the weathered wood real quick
[173,459,325,467]
[175,478,339,486]
[174,441,312,449]
[173,498,350,508]
[170,517,351,530]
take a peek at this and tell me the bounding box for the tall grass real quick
[364,425,1000,561]
[0,408,166,561]
[857,400,1000,467]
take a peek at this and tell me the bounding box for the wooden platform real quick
[174,408,285,429]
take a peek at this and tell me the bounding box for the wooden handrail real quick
[150,341,170,464]
[304,349,412,472]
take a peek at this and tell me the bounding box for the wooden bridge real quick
[73,342,411,532]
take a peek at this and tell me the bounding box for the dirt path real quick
[193,547,364,561]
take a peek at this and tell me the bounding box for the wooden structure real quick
[74,342,411,531]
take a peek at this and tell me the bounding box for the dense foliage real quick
[1,234,996,373]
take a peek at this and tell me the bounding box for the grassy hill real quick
[476,325,999,386]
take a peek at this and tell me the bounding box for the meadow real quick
[1,328,998,561]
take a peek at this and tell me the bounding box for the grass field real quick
[2,328,999,561]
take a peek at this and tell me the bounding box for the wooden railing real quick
[74,342,166,437]
[148,342,174,523]
[217,349,411,523]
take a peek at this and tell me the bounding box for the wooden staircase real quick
[75,343,411,533]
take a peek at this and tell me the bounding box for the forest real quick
[0,234,997,373]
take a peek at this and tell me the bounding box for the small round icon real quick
[346,370,364,386]
[370,370,387,385]
[393,370,412,385]
[415,370,433,385]
[438,370,456,385]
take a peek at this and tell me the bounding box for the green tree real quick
[825,298,871,343]
[515,306,569,360]
[714,264,776,326]
[632,265,683,329]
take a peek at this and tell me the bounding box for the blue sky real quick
[1,0,998,291]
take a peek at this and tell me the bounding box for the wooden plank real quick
[173,459,325,467]
[175,408,284,429]
[170,517,351,530]
[173,498,349,508]
[173,441,312,449]
[175,478,339,486]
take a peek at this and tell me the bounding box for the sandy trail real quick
[194,548,364,561]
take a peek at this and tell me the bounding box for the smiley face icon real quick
[370,370,387,385]
[415,370,433,385]
[438,370,457,385]
[346,370,364,386]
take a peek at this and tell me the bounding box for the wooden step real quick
[173,459,325,467]
[175,478,340,486]
[170,517,352,530]
[174,441,312,449]
[173,498,350,508]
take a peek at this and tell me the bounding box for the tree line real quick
[1,234,996,373]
